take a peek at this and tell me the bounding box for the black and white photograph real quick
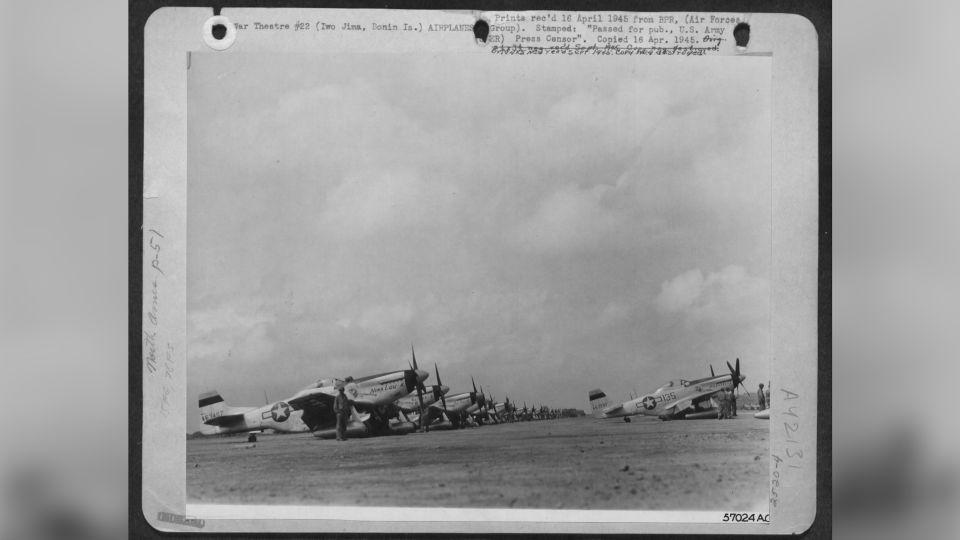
[184,48,774,514]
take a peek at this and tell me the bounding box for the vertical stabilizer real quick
[588,389,609,416]
[198,390,226,424]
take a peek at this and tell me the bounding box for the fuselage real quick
[631,374,736,416]
[202,368,428,435]
[201,401,311,434]
[432,391,476,413]
[596,374,740,419]
[394,385,450,411]
[291,368,428,408]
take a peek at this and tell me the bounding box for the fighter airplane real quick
[198,390,310,434]
[394,383,450,414]
[198,349,429,438]
[590,359,748,421]
[417,365,485,429]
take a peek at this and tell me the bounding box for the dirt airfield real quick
[187,415,768,510]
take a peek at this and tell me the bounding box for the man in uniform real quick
[334,385,352,441]
[758,383,767,410]
[716,389,727,419]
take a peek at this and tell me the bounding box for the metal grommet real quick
[203,15,237,51]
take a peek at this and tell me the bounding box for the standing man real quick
[758,383,767,410]
[334,385,352,441]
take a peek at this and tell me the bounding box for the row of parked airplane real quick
[589,358,759,421]
[198,347,551,439]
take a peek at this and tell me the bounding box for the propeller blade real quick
[411,347,425,429]
[411,347,426,393]
[710,364,715,377]
[435,363,447,411]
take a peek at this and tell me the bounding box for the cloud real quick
[655,269,707,313]
[655,265,769,323]
[596,300,634,328]
[513,184,618,253]
[320,169,431,238]
[352,303,415,338]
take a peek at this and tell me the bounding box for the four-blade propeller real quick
[726,357,750,397]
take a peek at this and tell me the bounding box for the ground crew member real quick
[758,383,766,410]
[334,386,351,441]
[764,384,771,408]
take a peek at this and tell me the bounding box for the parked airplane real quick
[418,365,483,429]
[395,383,450,413]
[198,390,310,434]
[198,350,429,437]
[480,390,504,424]
[590,359,748,421]
[492,395,513,417]
[468,382,501,424]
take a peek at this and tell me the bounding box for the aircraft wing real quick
[602,404,626,416]
[663,389,719,415]
[288,389,377,430]
[203,413,246,428]
[287,389,338,431]
[287,388,335,410]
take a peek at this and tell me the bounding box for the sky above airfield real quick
[186,52,772,432]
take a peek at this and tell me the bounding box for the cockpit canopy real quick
[308,377,353,390]
[655,379,691,393]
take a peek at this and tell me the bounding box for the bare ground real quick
[187,415,768,510]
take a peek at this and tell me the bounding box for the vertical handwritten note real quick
[770,387,802,510]
[144,229,174,416]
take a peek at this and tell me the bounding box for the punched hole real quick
[211,23,227,40]
[733,22,750,49]
[473,19,489,43]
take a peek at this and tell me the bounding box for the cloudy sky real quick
[186,52,771,431]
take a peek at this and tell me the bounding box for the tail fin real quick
[199,390,227,424]
[588,389,609,415]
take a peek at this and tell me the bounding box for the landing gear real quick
[623,417,631,423]
[247,433,257,443]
